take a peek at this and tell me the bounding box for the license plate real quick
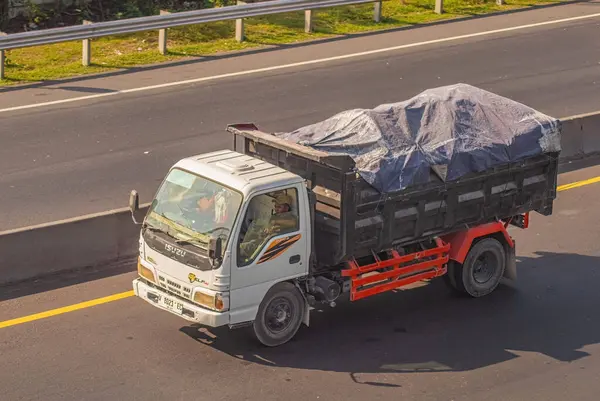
[161,295,184,314]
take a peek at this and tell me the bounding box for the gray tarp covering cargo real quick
[274,84,562,193]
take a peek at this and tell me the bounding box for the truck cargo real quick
[129,84,561,347]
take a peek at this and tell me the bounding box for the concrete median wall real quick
[559,111,600,161]
[2,111,600,286]
[0,205,149,285]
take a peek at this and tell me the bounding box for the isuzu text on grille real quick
[165,244,186,257]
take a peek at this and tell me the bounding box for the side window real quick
[237,188,300,266]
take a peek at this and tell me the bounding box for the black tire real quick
[445,237,506,298]
[253,282,305,347]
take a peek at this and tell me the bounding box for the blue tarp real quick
[274,84,562,193]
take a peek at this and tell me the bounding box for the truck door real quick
[229,184,309,325]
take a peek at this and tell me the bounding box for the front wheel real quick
[444,237,506,298]
[253,282,305,347]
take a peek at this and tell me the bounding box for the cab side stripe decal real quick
[258,234,302,264]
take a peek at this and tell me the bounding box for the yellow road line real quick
[557,176,600,192]
[0,290,134,329]
[1,174,600,330]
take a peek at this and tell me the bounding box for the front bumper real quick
[132,278,229,327]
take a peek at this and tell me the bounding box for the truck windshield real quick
[145,168,243,249]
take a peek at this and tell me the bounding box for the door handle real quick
[289,255,301,264]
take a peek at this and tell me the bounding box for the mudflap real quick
[302,302,311,327]
[502,239,518,287]
[294,281,311,328]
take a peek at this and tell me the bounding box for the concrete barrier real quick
[1,110,600,286]
[0,205,148,285]
[559,111,600,160]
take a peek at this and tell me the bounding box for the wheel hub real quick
[473,251,497,284]
[276,310,288,322]
[265,297,294,333]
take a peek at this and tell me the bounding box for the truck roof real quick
[173,149,303,195]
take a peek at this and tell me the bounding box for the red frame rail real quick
[342,238,450,301]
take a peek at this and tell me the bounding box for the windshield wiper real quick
[175,237,208,247]
[144,224,178,241]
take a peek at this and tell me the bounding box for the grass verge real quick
[1,0,563,86]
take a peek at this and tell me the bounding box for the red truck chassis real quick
[342,214,528,301]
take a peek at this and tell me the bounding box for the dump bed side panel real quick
[349,153,558,256]
[310,153,558,267]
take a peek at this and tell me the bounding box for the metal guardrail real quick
[0,0,449,79]
[0,0,382,51]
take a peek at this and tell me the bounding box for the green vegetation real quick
[1,0,562,85]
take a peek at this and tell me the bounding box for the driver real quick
[239,193,298,259]
[267,193,297,235]
[182,183,218,231]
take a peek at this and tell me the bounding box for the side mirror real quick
[209,236,223,267]
[129,190,142,225]
[129,190,139,213]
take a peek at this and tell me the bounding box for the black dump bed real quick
[227,84,561,268]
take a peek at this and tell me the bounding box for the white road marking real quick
[2,11,600,114]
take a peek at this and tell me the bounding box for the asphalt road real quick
[1,2,600,231]
[1,164,600,401]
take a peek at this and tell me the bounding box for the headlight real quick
[193,291,214,307]
[193,291,228,312]
[137,258,156,283]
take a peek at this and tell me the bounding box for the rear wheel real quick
[444,237,506,298]
[253,282,305,347]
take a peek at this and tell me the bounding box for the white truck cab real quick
[131,149,313,345]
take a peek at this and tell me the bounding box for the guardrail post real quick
[435,0,443,14]
[496,0,504,4]
[82,20,93,66]
[158,10,171,55]
[0,50,5,80]
[236,0,246,42]
[305,10,313,33]
[0,32,6,80]
[374,1,382,23]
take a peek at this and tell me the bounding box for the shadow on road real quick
[180,251,600,379]
[0,258,136,302]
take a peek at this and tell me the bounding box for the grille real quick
[167,279,181,289]
[157,275,193,300]
[146,280,196,304]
